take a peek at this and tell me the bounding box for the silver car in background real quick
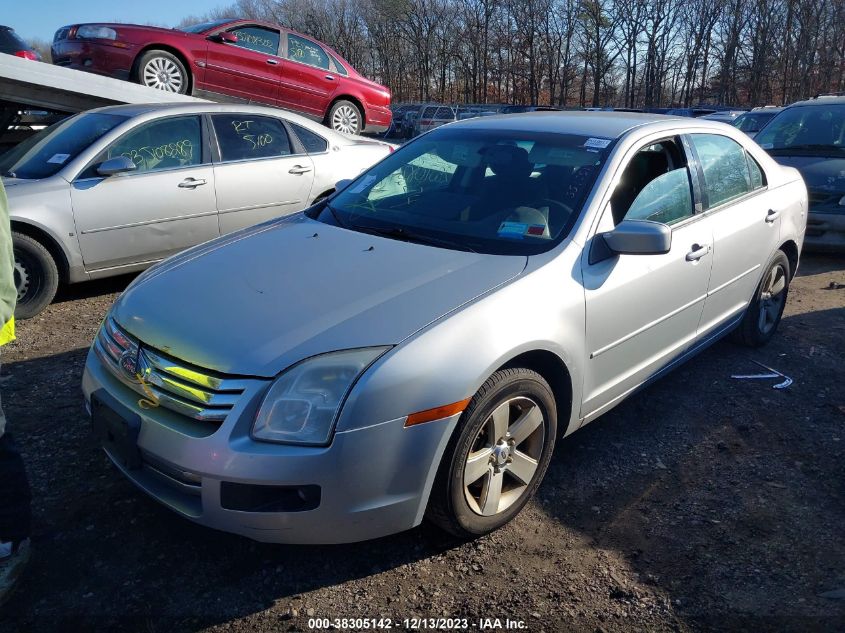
[1,103,393,317]
[83,112,807,544]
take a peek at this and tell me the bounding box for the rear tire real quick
[13,232,59,319]
[136,50,190,94]
[733,250,790,347]
[426,368,557,539]
[326,100,362,135]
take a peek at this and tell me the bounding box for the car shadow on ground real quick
[1,297,843,632]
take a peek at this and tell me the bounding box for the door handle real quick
[178,178,207,189]
[266,58,279,65]
[324,74,335,80]
[288,165,312,175]
[765,208,780,223]
[686,243,711,262]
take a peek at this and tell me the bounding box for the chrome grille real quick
[95,318,249,424]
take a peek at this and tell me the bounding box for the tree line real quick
[188,0,840,108]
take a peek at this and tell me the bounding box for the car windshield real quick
[733,111,777,133]
[0,112,127,180]
[179,19,234,34]
[755,104,845,155]
[310,128,613,256]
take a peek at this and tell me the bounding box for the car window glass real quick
[289,123,328,153]
[691,134,751,208]
[0,112,126,180]
[754,104,845,150]
[228,26,280,56]
[435,107,454,119]
[624,168,694,225]
[287,34,330,70]
[212,114,291,161]
[103,116,202,174]
[747,153,765,189]
[329,54,348,76]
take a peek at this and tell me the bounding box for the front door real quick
[581,138,713,419]
[210,113,315,233]
[204,24,282,106]
[71,115,218,271]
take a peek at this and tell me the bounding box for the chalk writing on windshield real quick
[120,139,193,171]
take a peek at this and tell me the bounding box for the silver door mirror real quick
[335,178,352,192]
[602,220,672,255]
[97,156,137,177]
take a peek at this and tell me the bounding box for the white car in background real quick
[0,103,393,318]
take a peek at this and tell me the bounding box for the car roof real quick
[82,103,338,135]
[445,110,721,138]
[785,96,845,107]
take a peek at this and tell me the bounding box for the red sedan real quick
[51,19,392,135]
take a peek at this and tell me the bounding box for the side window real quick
[747,152,766,190]
[229,26,280,56]
[211,115,291,162]
[329,54,348,76]
[690,134,752,208]
[287,34,330,70]
[625,168,694,225]
[289,123,328,153]
[103,116,202,174]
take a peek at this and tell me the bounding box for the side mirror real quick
[209,31,238,44]
[601,219,672,256]
[97,156,137,177]
[334,178,352,192]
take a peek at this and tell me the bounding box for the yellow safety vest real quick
[0,317,15,346]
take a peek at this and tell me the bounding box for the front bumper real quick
[81,345,456,544]
[804,209,845,251]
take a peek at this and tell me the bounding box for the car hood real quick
[769,154,845,192]
[113,215,527,378]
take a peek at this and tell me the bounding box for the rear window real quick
[0,28,29,53]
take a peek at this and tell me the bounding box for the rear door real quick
[277,32,338,117]
[71,115,218,271]
[203,24,282,106]
[210,113,315,233]
[688,133,783,335]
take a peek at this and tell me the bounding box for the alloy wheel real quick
[142,57,184,93]
[331,105,360,135]
[463,397,546,516]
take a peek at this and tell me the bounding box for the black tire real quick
[326,100,363,135]
[427,368,557,538]
[135,50,190,95]
[12,232,60,320]
[733,250,790,347]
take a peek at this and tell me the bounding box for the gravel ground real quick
[0,254,843,633]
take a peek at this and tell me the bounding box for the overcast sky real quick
[6,1,231,42]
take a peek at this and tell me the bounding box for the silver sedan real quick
[0,103,393,317]
[82,112,807,543]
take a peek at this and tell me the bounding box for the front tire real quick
[13,232,59,320]
[136,50,189,94]
[327,100,362,135]
[734,250,790,347]
[427,368,557,538]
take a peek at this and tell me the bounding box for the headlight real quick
[77,26,117,40]
[252,347,389,445]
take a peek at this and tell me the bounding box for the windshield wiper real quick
[768,144,844,155]
[351,224,477,253]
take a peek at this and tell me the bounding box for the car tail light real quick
[13,51,37,60]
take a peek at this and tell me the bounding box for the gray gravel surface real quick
[0,255,843,632]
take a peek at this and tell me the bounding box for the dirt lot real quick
[0,254,843,633]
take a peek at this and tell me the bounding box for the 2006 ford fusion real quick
[82,112,807,543]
